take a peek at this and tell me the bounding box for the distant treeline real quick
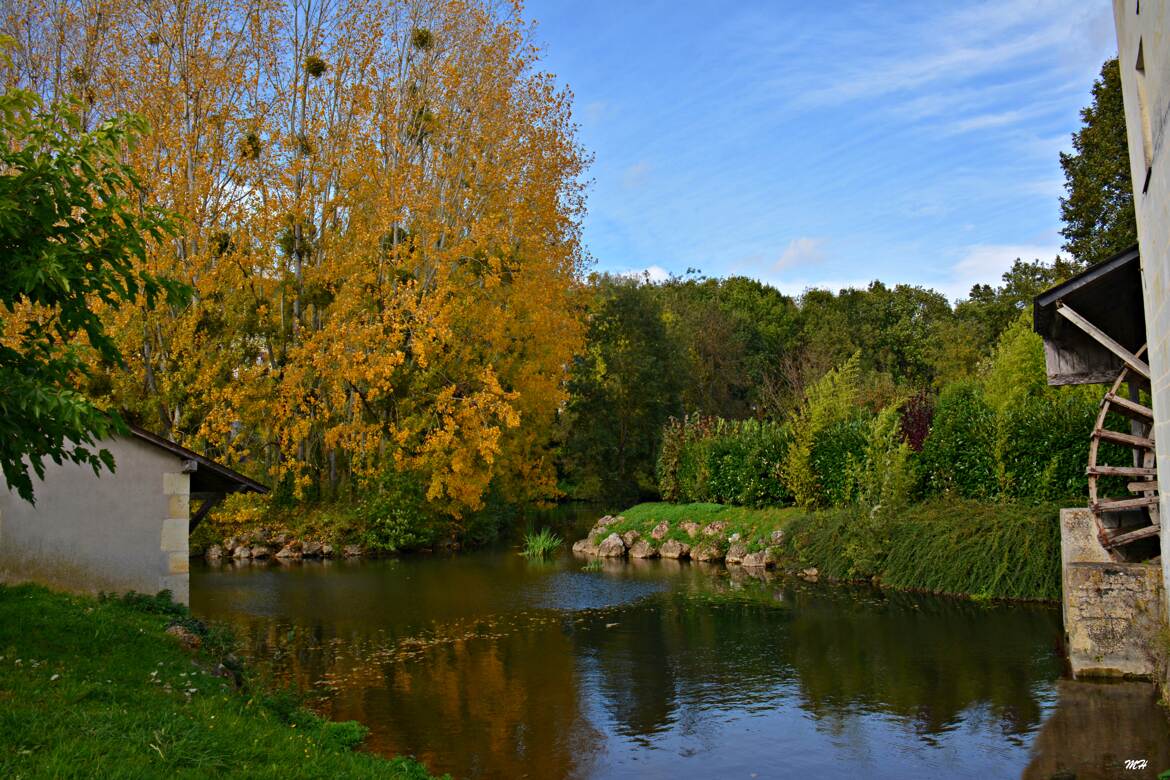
[555,256,1118,506]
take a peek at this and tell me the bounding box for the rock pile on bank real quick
[572,515,785,571]
[204,532,353,561]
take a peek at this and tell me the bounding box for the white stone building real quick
[0,426,266,605]
[1114,0,1170,608]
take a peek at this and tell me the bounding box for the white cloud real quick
[942,242,1062,301]
[1020,178,1066,199]
[642,264,670,283]
[775,237,827,271]
[767,277,876,298]
[617,265,670,283]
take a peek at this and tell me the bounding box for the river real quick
[192,522,1170,779]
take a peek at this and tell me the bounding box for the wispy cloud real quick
[526,0,1112,297]
[787,1,1111,110]
[581,100,609,125]
[621,161,652,189]
[775,237,827,271]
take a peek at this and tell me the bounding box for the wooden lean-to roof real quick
[128,424,268,495]
[1032,245,1146,386]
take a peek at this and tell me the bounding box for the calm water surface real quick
[192,541,1170,779]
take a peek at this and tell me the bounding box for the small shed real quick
[0,426,266,604]
[1033,245,1147,386]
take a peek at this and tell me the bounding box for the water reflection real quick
[1024,680,1170,779]
[193,553,1170,779]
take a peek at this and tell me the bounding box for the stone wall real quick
[1061,508,1163,677]
[0,437,191,604]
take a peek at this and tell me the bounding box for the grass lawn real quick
[0,584,441,779]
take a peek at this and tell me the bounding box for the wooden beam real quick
[1104,392,1154,421]
[1056,302,1151,379]
[1103,522,1160,549]
[1093,428,1156,449]
[1127,480,1160,493]
[188,492,226,533]
[1087,465,1158,478]
[1092,494,1161,512]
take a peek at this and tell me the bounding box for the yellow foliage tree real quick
[2,0,587,519]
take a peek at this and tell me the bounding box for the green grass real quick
[521,527,563,558]
[0,584,443,779]
[597,499,1062,602]
[775,498,1062,601]
[598,502,804,551]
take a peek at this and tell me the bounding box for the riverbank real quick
[0,584,441,778]
[190,497,603,561]
[573,499,1062,601]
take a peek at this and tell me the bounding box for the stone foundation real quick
[1061,508,1164,678]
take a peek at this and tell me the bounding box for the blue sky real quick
[521,0,1117,301]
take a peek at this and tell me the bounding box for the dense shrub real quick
[917,382,997,499]
[657,415,790,506]
[981,313,1049,413]
[808,415,870,506]
[664,413,716,500]
[849,404,915,512]
[705,419,792,506]
[661,321,1109,511]
[899,390,933,452]
[783,353,862,508]
[352,469,442,552]
[996,393,1096,500]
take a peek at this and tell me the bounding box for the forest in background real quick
[0,0,1137,550]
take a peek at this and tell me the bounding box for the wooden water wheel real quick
[1086,344,1159,557]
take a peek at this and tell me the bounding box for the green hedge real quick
[809,415,870,506]
[917,383,998,499]
[659,378,1110,509]
[996,393,1093,500]
[657,415,791,507]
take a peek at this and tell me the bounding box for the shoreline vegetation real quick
[0,584,441,779]
[573,500,1064,603]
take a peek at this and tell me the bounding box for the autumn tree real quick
[3,0,587,521]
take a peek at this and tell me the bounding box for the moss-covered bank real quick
[0,584,442,779]
[577,499,1062,602]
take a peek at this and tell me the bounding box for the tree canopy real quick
[3,0,587,519]
[1060,58,1137,265]
[0,81,182,502]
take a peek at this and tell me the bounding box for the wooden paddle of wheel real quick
[1086,344,1159,557]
